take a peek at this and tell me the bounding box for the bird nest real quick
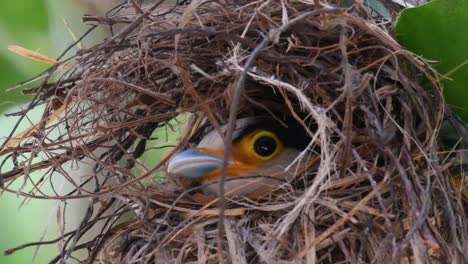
[1,0,467,263]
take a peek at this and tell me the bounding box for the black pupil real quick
[254,136,277,157]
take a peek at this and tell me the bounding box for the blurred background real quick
[0,1,117,262]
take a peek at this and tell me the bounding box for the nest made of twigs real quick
[1,0,467,263]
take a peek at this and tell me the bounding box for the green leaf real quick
[396,0,468,122]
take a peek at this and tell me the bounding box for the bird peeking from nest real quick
[167,116,315,196]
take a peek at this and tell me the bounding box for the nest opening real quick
[1,1,467,263]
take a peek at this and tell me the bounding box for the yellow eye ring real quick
[248,130,283,161]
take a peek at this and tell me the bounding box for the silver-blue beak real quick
[167,148,224,179]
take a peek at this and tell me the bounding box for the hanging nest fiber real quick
[1,0,467,263]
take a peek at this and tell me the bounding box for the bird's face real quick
[167,117,309,195]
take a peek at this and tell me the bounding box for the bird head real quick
[167,116,311,196]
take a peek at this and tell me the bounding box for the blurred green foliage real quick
[0,1,55,262]
[0,0,51,113]
[0,1,94,263]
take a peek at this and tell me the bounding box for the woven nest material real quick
[1,1,467,263]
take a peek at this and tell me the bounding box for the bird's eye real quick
[248,130,283,161]
[233,129,283,163]
[254,136,277,157]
